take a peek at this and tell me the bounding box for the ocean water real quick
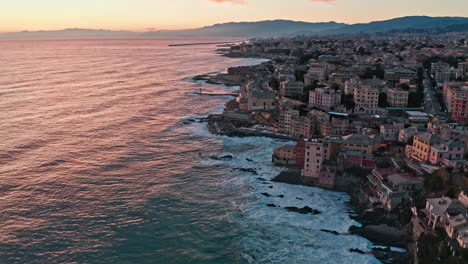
[0,39,380,264]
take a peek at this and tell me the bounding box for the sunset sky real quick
[1,0,467,32]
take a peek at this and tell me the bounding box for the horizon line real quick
[1,15,467,34]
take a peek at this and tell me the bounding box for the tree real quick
[378,93,388,108]
[341,94,355,110]
[269,77,280,91]
[425,172,444,193]
[399,83,410,91]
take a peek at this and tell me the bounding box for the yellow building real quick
[411,133,440,162]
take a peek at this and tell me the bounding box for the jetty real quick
[194,91,238,96]
[169,41,238,47]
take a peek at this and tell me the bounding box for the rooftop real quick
[277,144,296,152]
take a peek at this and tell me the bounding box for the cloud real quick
[206,0,335,4]
[207,0,247,4]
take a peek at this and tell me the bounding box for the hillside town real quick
[206,31,468,263]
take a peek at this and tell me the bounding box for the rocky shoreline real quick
[195,60,413,263]
[270,169,413,263]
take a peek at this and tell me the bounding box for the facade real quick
[380,124,398,142]
[378,174,424,211]
[338,134,381,157]
[354,85,380,114]
[398,127,419,143]
[387,88,409,108]
[431,61,450,74]
[309,87,342,111]
[279,110,300,135]
[272,145,297,165]
[280,79,304,97]
[384,67,417,86]
[411,133,440,162]
[306,62,331,82]
[319,161,337,188]
[303,138,331,179]
[429,141,465,167]
[443,82,468,123]
[240,79,276,111]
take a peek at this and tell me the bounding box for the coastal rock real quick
[349,224,407,248]
[233,168,258,175]
[349,248,366,254]
[320,229,340,235]
[193,74,211,81]
[210,154,233,161]
[284,206,321,215]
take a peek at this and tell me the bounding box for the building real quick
[295,141,306,167]
[306,62,331,82]
[380,124,398,142]
[406,111,430,123]
[411,133,440,162]
[319,160,337,188]
[329,73,359,85]
[398,127,423,143]
[425,197,459,229]
[458,62,468,77]
[272,145,297,165]
[240,79,277,111]
[387,88,409,108]
[431,61,450,75]
[337,150,375,168]
[378,173,424,211]
[303,138,332,179]
[354,85,380,114]
[279,110,300,135]
[384,67,417,86]
[429,141,465,167]
[309,87,342,111]
[280,79,304,97]
[443,82,468,123]
[337,134,382,157]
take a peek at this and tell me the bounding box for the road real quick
[423,69,447,119]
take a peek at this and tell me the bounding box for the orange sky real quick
[1,0,467,32]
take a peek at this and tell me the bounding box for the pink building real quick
[387,88,409,108]
[337,151,375,168]
[303,138,331,179]
[354,85,381,114]
[295,141,306,167]
[429,141,465,167]
[332,117,350,136]
[443,82,468,123]
[319,161,337,188]
[309,87,342,111]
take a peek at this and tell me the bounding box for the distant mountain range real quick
[1,16,467,40]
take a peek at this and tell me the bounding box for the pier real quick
[193,91,238,96]
[169,41,238,47]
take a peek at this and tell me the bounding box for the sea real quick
[0,38,381,264]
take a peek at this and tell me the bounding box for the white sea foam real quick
[184,61,381,263]
[187,122,381,263]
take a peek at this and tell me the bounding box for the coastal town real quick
[202,31,468,263]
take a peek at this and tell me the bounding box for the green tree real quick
[269,77,280,91]
[378,93,388,108]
